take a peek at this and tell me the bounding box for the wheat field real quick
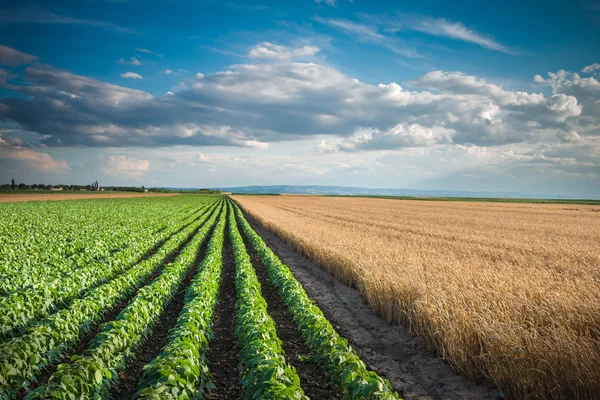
[232,195,600,400]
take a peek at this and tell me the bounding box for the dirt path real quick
[0,193,177,202]
[243,213,498,400]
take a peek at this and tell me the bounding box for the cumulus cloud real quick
[0,44,597,154]
[0,134,69,173]
[120,72,143,79]
[248,42,320,60]
[0,44,37,66]
[102,155,149,177]
[318,124,454,152]
[162,69,173,74]
[532,69,600,135]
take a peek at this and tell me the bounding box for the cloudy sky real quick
[0,0,599,197]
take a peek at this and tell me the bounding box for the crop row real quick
[26,200,224,399]
[0,197,201,295]
[0,200,214,341]
[227,202,307,400]
[134,200,228,399]
[0,199,222,399]
[232,202,399,399]
[2,196,401,400]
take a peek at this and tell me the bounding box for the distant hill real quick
[212,185,571,199]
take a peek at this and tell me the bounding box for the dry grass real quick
[232,195,600,399]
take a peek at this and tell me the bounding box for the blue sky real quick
[0,0,599,197]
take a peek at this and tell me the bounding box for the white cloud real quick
[582,63,600,73]
[117,57,142,66]
[136,48,164,58]
[102,155,149,177]
[162,69,173,74]
[0,44,37,66]
[292,45,320,57]
[314,0,337,5]
[318,124,454,152]
[196,72,204,79]
[0,134,69,173]
[0,44,597,155]
[533,69,600,128]
[120,72,143,79]
[409,71,546,106]
[189,153,211,163]
[248,42,320,60]
[359,13,513,54]
[403,16,512,53]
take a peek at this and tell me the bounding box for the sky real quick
[0,0,599,197]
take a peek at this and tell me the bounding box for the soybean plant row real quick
[0,195,399,400]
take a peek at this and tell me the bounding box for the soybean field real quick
[0,195,399,399]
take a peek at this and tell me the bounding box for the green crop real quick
[0,200,221,399]
[0,198,214,341]
[0,195,402,400]
[232,201,400,400]
[25,201,224,399]
[135,202,227,399]
[227,202,307,400]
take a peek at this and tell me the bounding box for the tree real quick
[11,179,15,189]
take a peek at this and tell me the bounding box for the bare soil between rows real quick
[241,211,498,400]
[206,230,243,399]
[0,193,177,203]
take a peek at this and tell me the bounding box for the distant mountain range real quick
[207,185,580,199]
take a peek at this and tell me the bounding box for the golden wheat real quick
[232,195,600,400]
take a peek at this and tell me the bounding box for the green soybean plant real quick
[134,203,227,399]
[227,202,307,400]
[0,200,215,341]
[232,201,400,400]
[0,199,220,399]
[25,201,224,399]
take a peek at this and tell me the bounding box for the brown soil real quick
[242,212,498,400]
[243,234,340,399]
[206,233,243,399]
[0,193,177,203]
